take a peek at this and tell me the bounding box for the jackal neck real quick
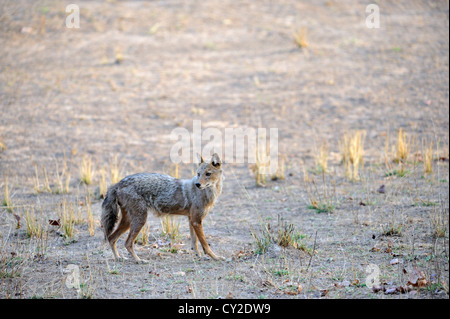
[189,174,222,209]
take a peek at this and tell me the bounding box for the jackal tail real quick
[101,184,119,240]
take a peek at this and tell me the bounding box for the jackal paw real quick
[202,255,225,261]
[214,256,226,261]
[115,256,128,262]
[135,258,149,264]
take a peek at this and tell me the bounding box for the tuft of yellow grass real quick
[55,161,71,194]
[64,172,71,193]
[341,131,365,180]
[161,215,180,240]
[430,204,448,238]
[34,161,71,194]
[293,27,308,48]
[0,136,5,152]
[423,139,434,175]
[115,47,124,64]
[2,177,13,212]
[136,223,150,246]
[271,156,285,181]
[315,142,328,173]
[395,128,412,164]
[109,155,121,184]
[25,208,46,238]
[60,199,75,239]
[80,156,95,185]
[42,167,52,193]
[252,142,269,186]
[394,128,415,176]
[159,164,181,241]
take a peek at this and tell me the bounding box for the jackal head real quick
[195,153,222,190]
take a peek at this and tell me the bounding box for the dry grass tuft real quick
[159,163,181,241]
[315,142,328,173]
[80,156,95,185]
[160,215,180,241]
[109,155,121,184]
[135,223,150,246]
[422,139,434,175]
[341,131,365,180]
[25,208,46,238]
[252,142,270,186]
[0,136,5,152]
[251,216,311,255]
[395,128,412,164]
[429,202,448,238]
[271,156,285,181]
[60,199,76,240]
[2,178,13,212]
[293,27,308,48]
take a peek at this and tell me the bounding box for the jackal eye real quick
[206,172,211,177]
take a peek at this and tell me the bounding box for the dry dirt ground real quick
[0,0,449,299]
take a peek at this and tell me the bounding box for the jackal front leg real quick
[191,220,224,261]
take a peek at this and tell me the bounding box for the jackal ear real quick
[197,153,204,164]
[211,153,222,168]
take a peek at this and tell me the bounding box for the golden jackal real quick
[101,153,224,263]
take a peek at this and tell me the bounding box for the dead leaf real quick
[284,283,303,295]
[359,201,366,206]
[225,292,234,299]
[384,241,393,253]
[377,184,386,194]
[49,219,61,226]
[320,289,329,297]
[407,267,427,287]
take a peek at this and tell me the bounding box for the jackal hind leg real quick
[124,209,148,264]
[107,207,131,262]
